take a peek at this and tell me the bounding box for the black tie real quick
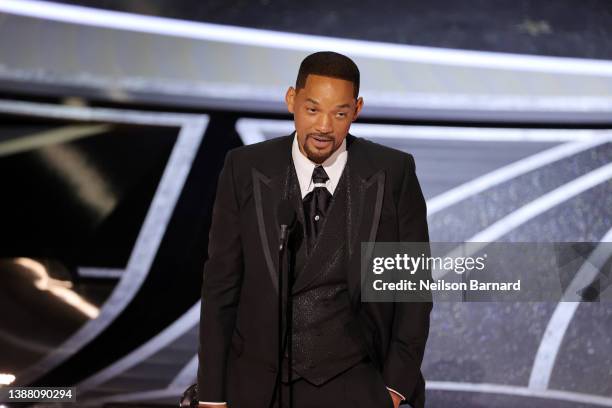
[302,166,332,250]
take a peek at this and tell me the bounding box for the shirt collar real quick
[291,131,348,198]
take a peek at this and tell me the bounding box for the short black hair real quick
[295,51,360,98]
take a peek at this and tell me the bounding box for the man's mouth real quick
[310,135,333,148]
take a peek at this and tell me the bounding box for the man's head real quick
[285,51,364,164]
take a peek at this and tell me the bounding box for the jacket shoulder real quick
[227,134,292,164]
[354,136,414,172]
[222,134,293,194]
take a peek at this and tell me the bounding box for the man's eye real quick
[307,108,316,113]
[337,112,347,118]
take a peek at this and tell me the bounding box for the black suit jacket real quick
[198,132,432,407]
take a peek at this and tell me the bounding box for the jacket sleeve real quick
[197,150,243,402]
[382,153,433,405]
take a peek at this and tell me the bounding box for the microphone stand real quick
[273,200,295,408]
[274,224,296,408]
[276,224,289,408]
[286,234,295,408]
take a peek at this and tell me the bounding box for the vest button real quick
[314,214,320,221]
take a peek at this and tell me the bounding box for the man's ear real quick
[285,87,296,114]
[352,96,364,122]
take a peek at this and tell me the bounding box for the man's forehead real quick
[302,73,354,89]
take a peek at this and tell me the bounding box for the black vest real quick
[281,161,369,385]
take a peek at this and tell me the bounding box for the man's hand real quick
[389,390,402,408]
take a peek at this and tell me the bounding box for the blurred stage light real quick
[14,258,100,319]
[0,373,15,385]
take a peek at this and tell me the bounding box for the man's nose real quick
[315,114,333,133]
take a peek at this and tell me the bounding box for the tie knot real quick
[312,166,329,184]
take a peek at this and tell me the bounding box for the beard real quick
[303,133,337,164]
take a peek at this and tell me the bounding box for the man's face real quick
[285,74,363,164]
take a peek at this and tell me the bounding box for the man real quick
[197,51,431,408]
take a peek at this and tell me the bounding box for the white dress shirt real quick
[199,132,405,406]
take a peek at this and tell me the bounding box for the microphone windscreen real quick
[277,199,296,227]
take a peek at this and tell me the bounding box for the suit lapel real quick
[252,135,294,295]
[344,136,386,308]
[253,168,282,294]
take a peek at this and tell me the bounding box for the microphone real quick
[277,200,296,251]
